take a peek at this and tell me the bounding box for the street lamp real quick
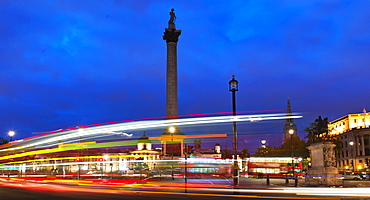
[261,139,266,148]
[229,75,239,188]
[261,139,267,156]
[349,141,354,172]
[289,129,294,177]
[8,130,15,142]
[169,126,176,138]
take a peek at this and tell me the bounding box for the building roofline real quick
[330,115,349,124]
[330,112,369,124]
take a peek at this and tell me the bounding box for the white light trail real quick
[0,113,302,153]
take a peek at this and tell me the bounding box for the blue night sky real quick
[1,0,369,152]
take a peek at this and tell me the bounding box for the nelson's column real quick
[160,9,185,158]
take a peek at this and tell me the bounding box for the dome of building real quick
[137,132,152,150]
[138,132,151,144]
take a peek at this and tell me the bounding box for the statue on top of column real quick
[169,8,176,24]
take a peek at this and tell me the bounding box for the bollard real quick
[285,175,289,185]
[266,175,270,185]
[294,176,298,187]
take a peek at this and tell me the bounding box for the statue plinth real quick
[305,142,343,186]
[168,23,175,29]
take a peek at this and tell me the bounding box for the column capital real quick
[163,28,182,43]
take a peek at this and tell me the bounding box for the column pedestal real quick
[305,142,342,186]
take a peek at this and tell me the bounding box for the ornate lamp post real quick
[229,75,239,187]
[289,129,294,177]
[261,139,267,156]
[8,130,15,142]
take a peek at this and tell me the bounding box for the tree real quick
[240,149,250,159]
[221,149,232,159]
[253,145,273,157]
[278,135,309,158]
[304,122,317,146]
[0,137,8,145]
[221,148,250,159]
[257,136,309,158]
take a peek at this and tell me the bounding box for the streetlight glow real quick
[169,126,175,133]
[289,129,294,135]
[8,130,15,142]
[8,130,15,137]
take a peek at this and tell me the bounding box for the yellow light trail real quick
[149,133,227,140]
[0,140,152,161]
[0,154,158,166]
[52,185,340,200]
[58,141,96,148]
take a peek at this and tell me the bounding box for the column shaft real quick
[166,42,178,119]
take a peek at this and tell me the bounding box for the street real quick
[1,177,370,200]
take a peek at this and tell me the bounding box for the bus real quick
[245,157,303,178]
[176,157,233,178]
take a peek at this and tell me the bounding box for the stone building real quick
[328,111,370,172]
[131,132,160,170]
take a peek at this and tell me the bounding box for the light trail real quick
[0,178,344,199]
[0,113,302,154]
[0,140,152,161]
[0,155,160,167]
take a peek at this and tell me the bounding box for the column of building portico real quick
[354,134,358,169]
[355,135,358,156]
[361,135,365,156]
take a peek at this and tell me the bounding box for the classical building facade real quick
[328,111,370,172]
